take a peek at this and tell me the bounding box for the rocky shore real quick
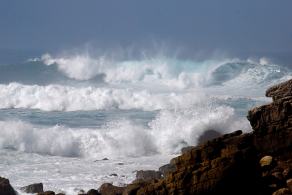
[1,79,292,195]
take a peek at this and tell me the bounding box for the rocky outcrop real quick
[21,183,44,193]
[248,82,292,155]
[86,189,101,195]
[98,183,125,195]
[135,170,162,182]
[0,177,16,195]
[158,164,176,177]
[197,129,222,145]
[266,79,292,101]
[117,79,292,195]
[78,189,101,195]
[123,130,260,195]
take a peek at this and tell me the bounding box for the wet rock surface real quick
[119,79,292,195]
[37,191,56,195]
[21,183,44,193]
[135,170,162,182]
[0,177,16,195]
[98,183,125,195]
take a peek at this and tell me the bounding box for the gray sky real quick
[0,0,292,58]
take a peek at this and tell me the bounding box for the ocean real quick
[0,50,291,194]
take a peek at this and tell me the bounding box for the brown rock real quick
[272,188,291,195]
[135,170,162,182]
[181,146,196,154]
[197,129,222,144]
[247,81,292,153]
[103,79,292,195]
[99,183,125,195]
[266,79,292,100]
[123,181,149,195]
[0,177,16,195]
[260,156,273,167]
[159,164,176,177]
[283,168,292,179]
[287,179,292,192]
[272,172,284,181]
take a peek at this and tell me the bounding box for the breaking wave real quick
[0,83,207,111]
[25,53,291,90]
[0,51,290,157]
[0,104,250,158]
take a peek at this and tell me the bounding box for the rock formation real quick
[0,177,16,195]
[21,183,44,193]
[119,79,292,195]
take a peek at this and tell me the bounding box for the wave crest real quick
[0,104,250,158]
[33,54,291,90]
[0,83,209,111]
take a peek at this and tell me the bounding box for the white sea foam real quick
[0,101,251,158]
[1,54,291,112]
[150,105,251,154]
[33,53,291,91]
[0,149,172,195]
[40,53,207,89]
[2,52,289,193]
[0,83,208,111]
[0,120,156,158]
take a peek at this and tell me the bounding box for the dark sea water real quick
[0,50,291,194]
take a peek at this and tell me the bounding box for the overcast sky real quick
[0,0,292,58]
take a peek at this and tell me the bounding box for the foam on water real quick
[0,83,207,111]
[0,100,251,159]
[0,149,173,194]
[0,51,291,193]
[37,53,291,89]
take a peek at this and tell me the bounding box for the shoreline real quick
[1,79,292,195]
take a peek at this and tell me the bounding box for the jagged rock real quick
[272,172,284,182]
[222,129,243,139]
[99,183,125,195]
[247,80,292,154]
[135,170,162,182]
[260,156,274,167]
[181,146,196,154]
[266,79,292,100]
[272,188,291,195]
[197,129,222,144]
[159,164,176,177]
[129,131,258,195]
[21,183,44,193]
[0,177,16,195]
[287,179,292,192]
[123,181,149,195]
[87,189,101,195]
[284,168,292,179]
[121,78,292,195]
[38,191,55,195]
